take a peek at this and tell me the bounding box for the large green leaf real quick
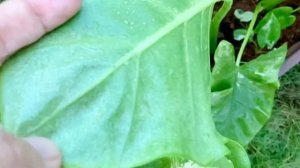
[212,41,287,146]
[0,0,244,167]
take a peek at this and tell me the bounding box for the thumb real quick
[0,0,82,62]
[0,129,61,168]
[25,137,61,168]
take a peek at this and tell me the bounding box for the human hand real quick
[0,129,61,168]
[0,0,82,63]
[0,0,82,167]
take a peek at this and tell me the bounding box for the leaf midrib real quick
[27,0,217,133]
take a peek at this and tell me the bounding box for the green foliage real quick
[234,2,296,50]
[255,7,296,49]
[212,41,287,146]
[0,0,250,167]
[136,158,171,168]
[215,0,292,149]
[215,0,296,166]
[271,7,297,29]
[261,0,285,10]
[0,0,292,167]
[255,13,281,49]
[225,140,251,168]
[210,0,233,53]
[211,41,237,92]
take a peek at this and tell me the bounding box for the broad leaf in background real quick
[212,41,287,146]
[0,0,245,167]
[255,13,281,49]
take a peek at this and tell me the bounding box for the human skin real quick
[0,0,82,167]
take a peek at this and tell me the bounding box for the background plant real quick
[211,0,296,147]
[211,1,299,168]
[233,1,297,52]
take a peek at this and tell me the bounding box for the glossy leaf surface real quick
[0,0,239,167]
[255,13,281,49]
[212,41,287,146]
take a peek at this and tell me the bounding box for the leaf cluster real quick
[211,0,293,156]
[234,2,297,49]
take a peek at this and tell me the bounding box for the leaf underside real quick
[0,0,246,167]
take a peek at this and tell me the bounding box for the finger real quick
[26,137,61,168]
[0,130,61,168]
[0,0,82,62]
[0,130,44,168]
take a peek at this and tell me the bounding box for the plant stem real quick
[236,4,263,66]
[293,7,300,13]
[210,0,233,53]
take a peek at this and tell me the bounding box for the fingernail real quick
[25,137,61,168]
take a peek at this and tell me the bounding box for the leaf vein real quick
[27,0,216,133]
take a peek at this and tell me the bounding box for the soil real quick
[215,0,300,61]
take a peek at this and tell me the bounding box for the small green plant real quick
[211,0,296,148]
[233,1,297,51]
